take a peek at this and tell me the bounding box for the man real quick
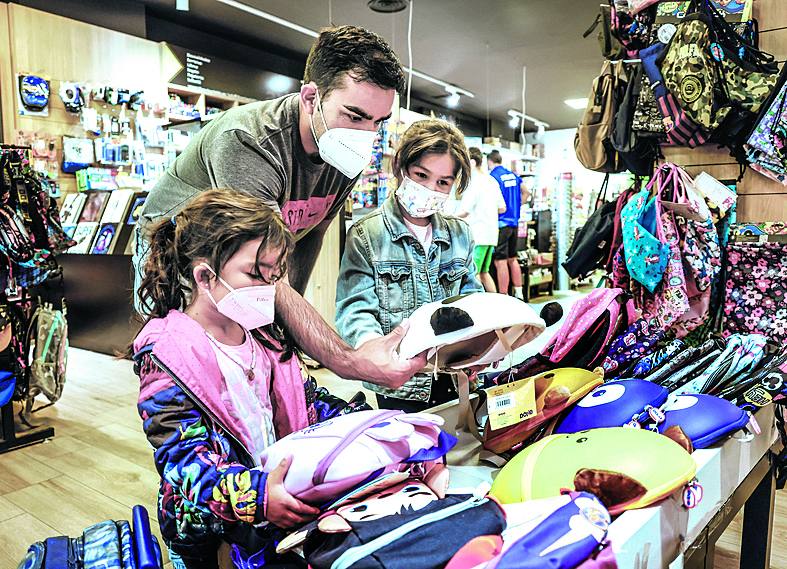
[450,147,506,292]
[135,26,425,388]
[488,150,525,300]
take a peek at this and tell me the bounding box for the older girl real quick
[336,119,482,412]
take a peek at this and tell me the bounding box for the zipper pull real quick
[473,482,491,500]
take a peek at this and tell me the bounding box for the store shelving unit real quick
[166,83,256,125]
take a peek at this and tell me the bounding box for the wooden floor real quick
[1,347,786,568]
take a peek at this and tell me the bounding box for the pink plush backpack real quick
[259,410,455,504]
[515,288,636,378]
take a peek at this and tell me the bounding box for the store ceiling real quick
[137,0,604,130]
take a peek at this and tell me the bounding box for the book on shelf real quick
[100,189,135,224]
[77,191,111,223]
[112,192,148,254]
[90,223,119,255]
[68,222,99,254]
[59,193,87,227]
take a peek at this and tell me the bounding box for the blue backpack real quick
[17,506,162,569]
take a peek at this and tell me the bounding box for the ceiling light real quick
[507,109,550,130]
[176,0,189,10]
[216,0,476,98]
[445,87,460,108]
[508,115,519,129]
[216,0,319,37]
[564,98,589,110]
[266,74,293,94]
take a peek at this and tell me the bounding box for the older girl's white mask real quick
[395,173,449,218]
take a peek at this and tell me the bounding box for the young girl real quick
[133,189,354,568]
[335,119,482,412]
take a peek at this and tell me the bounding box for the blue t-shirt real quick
[490,165,521,228]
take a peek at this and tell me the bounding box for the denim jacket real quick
[335,197,482,402]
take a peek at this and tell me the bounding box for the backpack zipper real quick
[331,494,488,569]
[149,353,254,463]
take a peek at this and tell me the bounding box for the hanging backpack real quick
[612,64,659,176]
[608,0,658,56]
[575,61,627,173]
[583,3,627,60]
[0,204,35,262]
[0,301,28,399]
[661,13,777,157]
[563,175,618,279]
[23,303,68,416]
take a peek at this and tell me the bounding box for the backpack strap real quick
[132,504,163,569]
[132,344,154,363]
[311,410,403,487]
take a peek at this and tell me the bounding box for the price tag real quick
[486,378,537,431]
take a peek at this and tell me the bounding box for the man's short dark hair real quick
[468,146,483,165]
[304,25,406,98]
[488,150,503,164]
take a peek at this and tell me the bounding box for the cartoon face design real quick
[336,481,438,522]
[762,372,784,392]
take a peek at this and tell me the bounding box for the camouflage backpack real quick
[661,15,777,141]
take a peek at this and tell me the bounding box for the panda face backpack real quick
[397,293,546,370]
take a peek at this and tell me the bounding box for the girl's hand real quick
[265,456,320,528]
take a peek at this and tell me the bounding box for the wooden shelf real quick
[167,83,256,105]
[166,113,200,124]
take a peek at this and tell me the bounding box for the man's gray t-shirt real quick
[141,94,355,240]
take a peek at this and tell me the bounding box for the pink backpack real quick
[516,288,636,378]
[259,410,454,505]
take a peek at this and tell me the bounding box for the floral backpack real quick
[614,164,721,339]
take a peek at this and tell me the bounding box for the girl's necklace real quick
[205,328,257,381]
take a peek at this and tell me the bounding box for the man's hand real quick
[354,321,428,389]
[264,456,320,529]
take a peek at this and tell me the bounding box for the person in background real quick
[488,149,525,300]
[448,146,506,292]
[335,120,482,412]
[135,25,426,392]
[133,189,371,568]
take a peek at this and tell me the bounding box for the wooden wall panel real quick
[1,4,175,199]
[663,146,736,168]
[303,216,341,329]
[681,163,740,181]
[8,5,169,105]
[0,4,15,144]
[753,0,787,30]
[759,29,787,62]
[738,193,787,221]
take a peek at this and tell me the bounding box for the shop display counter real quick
[431,398,778,569]
[60,253,139,355]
